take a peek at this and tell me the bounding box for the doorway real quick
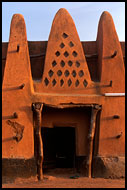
[54,126,76,168]
[41,126,76,169]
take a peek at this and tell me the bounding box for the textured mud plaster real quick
[92,156,125,178]
[2,158,37,183]
[6,120,24,142]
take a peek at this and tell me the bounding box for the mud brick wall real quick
[2,41,125,82]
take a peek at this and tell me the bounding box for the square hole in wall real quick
[60,42,65,49]
[52,60,57,67]
[68,60,73,67]
[72,70,76,77]
[69,41,74,47]
[68,79,72,87]
[83,79,88,87]
[72,51,78,57]
[62,33,68,39]
[55,51,60,57]
[75,61,80,68]
[78,70,84,77]
[64,70,70,77]
[48,70,54,77]
[64,51,69,57]
[57,70,62,77]
[52,79,57,86]
[75,80,79,87]
[60,60,65,67]
[44,78,49,86]
[60,79,64,86]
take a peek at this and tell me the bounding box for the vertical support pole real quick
[32,102,43,181]
[86,104,101,178]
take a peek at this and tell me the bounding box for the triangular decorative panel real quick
[41,8,92,93]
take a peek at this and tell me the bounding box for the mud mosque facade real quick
[2,9,125,180]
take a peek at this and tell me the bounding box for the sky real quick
[2,2,125,42]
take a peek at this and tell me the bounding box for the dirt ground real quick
[2,168,125,188]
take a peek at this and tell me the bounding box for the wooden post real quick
[86,104,101,178]
[32,102,44,181]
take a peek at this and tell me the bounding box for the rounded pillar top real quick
[9,13,27,42]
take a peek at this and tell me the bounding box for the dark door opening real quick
[41,127,56,169]
[41,126,76,169]
[54,126,76,168]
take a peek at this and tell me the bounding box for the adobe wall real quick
[2,40,125,158]
[2,14,34,159]
[2,41,125,82]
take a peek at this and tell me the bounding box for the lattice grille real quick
[43,32,89,89]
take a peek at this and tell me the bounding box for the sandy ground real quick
[2,169,125,188]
